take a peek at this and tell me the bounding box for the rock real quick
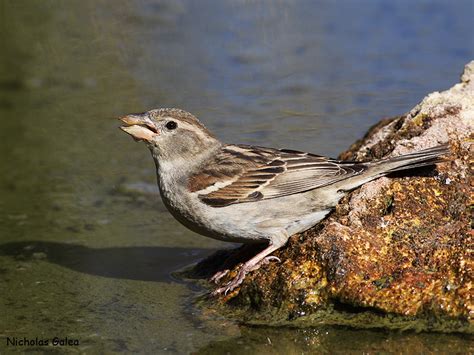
[191,61,473,333]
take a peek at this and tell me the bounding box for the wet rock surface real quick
[190,61,474,332]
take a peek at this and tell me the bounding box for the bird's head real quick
[119,108,220,163]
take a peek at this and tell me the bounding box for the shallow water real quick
[1,0,473,353]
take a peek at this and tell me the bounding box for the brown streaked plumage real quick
[119,108,449,295]
[189,144,368,207]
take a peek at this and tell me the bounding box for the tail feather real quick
[335,144,449,193]
[378,144,449,174]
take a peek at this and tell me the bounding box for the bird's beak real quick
[119,113,159,142]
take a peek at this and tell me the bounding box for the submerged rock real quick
[191,61,473,332]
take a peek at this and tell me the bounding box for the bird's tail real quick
[372,144,450,175]
[335,144,449,193]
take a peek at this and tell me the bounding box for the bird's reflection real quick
[0,241,216,283]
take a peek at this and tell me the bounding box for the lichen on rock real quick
[191,61,474,333]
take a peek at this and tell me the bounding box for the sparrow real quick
[119,108,448,294]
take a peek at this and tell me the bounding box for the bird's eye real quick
[165,121,177,130]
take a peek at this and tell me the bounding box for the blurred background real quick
[1,0,473,353]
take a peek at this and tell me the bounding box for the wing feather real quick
[190,144,367,207]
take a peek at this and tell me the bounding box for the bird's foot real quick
[209,269,230,284]
[212,266,247,296]
[212,255,281,296]
[259,255,281,266]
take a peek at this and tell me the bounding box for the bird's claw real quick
[264,255,281,263]
[211,255,282,296]
[211,268,247,296]
[209,269,230,284]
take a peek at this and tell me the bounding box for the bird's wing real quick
[188,144,367,207]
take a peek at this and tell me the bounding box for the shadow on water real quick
[0,241,213,283]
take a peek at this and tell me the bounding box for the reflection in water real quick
[0,0,473,352]
[0,241,213,282]
[198,326,473,354]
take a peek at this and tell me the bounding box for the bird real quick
[119,108,449,294]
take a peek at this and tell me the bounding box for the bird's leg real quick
[209,244,265,284]
[210,269,230,284]
[212,244,281,295]
[212,233,287,295]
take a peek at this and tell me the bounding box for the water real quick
[1,0,473,353]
